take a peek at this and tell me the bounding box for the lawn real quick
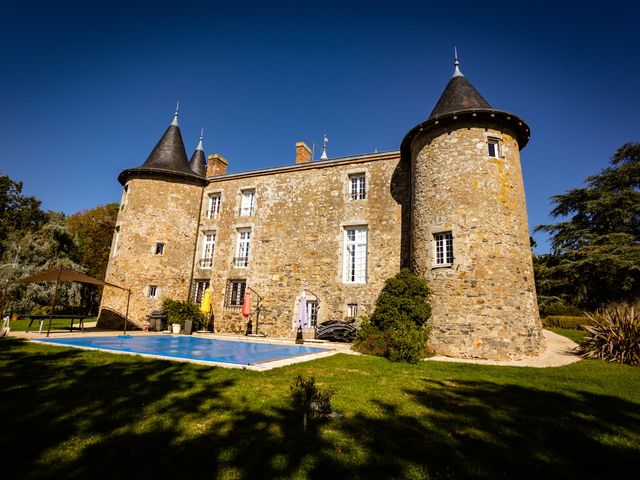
[1,337,639,479]
[6,317,97,332]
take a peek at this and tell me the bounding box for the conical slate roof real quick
[428,74,491,119]
[189,132,207,177]
[118,113,207,186]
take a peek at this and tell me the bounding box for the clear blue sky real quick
[1,0,638,253]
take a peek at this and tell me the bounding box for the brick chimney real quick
[206,154,228,177]
[295,142,312,164]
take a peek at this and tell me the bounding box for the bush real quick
[541,301,584,317]
[579,302,640,366]
[353,269,431,363]
[290,374,335,431]
[542,315,592,329]
[162,298,204,330]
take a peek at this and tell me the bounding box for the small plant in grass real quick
[290,374,335,431]
[353,268,431,363]
[579,301,640,366]
[162,298,205,330]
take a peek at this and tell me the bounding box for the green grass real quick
[6,317,97,332]
[1,338,639,479]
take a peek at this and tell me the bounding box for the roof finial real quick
[320,134,328,160]
[171,101,180,126]
[452,47,463,78]
[196,127,204,151]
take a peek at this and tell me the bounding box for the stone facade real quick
[100,175,202,328]
[193,152,407,337]
[410,122,543,359]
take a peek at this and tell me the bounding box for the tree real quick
[66,203,119,281]
[535,142,640,309]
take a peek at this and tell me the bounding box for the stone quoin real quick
[99,55,544,360]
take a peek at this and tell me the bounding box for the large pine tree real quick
[535,143,640,309]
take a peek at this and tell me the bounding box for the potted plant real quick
[162,298,204,335]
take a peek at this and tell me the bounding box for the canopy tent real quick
[0,267,131,337]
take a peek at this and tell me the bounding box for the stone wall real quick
[98,176,203,327]
[194,153,407,338]
[410,123,543,359]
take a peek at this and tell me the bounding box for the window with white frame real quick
[306,300,319,327]
[200,232,215,268]
[207,193,221,219]
[235,229,251,267]
[155,242,165,255]
[434,232,454,266]
[343,226,368,283]
[347,303,358,319]
[112,226,120,257]
[487,138,500,158]
[148,285,158,298]
[226,280,246,307]
[349,174,366,200]
[240,189,255,216]
[193,280,210,303]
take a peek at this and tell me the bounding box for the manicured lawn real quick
[6,317,97,332]
[1,337,639,479]
[548,327,588,344]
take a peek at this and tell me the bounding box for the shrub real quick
[353,269,431,363]
[290,374,335,431]
[542,315,592,330]
[162,298,204,330]
[541,301,584,317]
[579,302,640,366]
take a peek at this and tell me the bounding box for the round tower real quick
[402,54,543,360]
[98,107,207,328]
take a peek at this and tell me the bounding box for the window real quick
[200,232,215,268]
[148,285,158,298]
[155,242,165,255]
[487,138,500,158]
[112,226,120,258]
[347,303,358,319]
[226,280,246,307]
[240,189,255,216]
[306,300,319,327]
[235,229,251,267]
[193,280,210,303]
[207,193,221,219]
[120,185,128,211]
[349,174,366,200]
[434,232,454,266]
[343,226,368,283]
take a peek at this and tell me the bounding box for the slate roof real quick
[429,74,492,119]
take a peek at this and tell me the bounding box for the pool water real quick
[35,335,327,367]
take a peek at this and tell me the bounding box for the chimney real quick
[295,142,312,164]
[206,154,228,177]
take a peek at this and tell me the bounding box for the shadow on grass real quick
[1,338,639,479]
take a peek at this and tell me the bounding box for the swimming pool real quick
[34,335,332,369]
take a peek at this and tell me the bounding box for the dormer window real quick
[487,138,500,158]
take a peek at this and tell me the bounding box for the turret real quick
[189,128,207,177]
[401,52,543,360]
[98,106,206,328]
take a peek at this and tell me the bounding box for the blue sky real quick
[1,0,638,253]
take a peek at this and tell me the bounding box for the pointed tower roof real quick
[118,106,207,186]
[400,51,531,158]
[189,128,207,177]
[428,52,491,119]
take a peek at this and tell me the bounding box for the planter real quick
[171,323,181,334]
[184,319,193,336]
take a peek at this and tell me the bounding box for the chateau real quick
[99,56,544,360]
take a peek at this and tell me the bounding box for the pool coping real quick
[29,333,342,371]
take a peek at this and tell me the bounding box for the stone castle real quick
[99,56,544,360]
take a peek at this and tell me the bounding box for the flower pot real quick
[171,323,181,334]
[184,319,193,335]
